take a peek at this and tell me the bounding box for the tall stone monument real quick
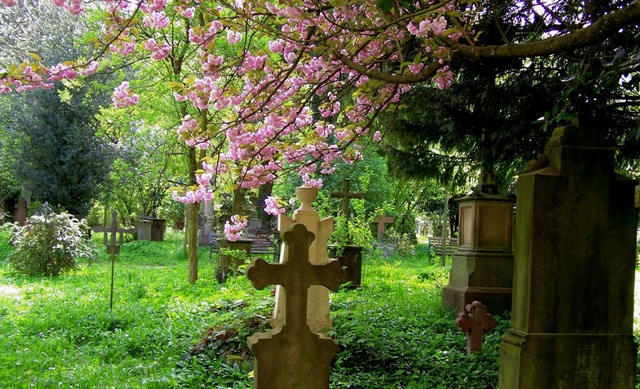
[442,191,515,313]
[273,185,334,333]
[499,125,638,388]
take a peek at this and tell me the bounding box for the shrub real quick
[8,211,99,276]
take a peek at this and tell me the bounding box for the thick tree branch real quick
[451,1,640,59]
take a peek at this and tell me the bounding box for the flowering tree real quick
[1,0,638,238]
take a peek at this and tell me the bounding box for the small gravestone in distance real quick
[456,301,496,355]
[373,215,394,241]
[246,223,343,389]
[93,211,136,310]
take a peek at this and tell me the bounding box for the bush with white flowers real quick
[8,211,99,276]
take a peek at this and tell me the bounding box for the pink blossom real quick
[224,215,248,241]
[181,7,195,19]
[268,40,284,53]
[264,196,286,215]
[373,131,382,142]
[227,30,242,45]
[302,175,323,188]
[112,81,139,108]
[408,63,424,74]
[0,0,17,6]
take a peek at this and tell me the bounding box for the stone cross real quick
[330,178,363,218]
[456,301,496,355]
[247,223,343,389]
[93,211,136,309]
[373,215,394,240]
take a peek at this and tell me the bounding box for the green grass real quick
[0,230,635,388]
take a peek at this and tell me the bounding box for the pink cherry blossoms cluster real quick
[112,82,139,108]
[224,215,248,242]
[264,196,286,216]
[0,0,471,240]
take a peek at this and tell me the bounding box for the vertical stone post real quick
[499,126,638,388]
[273,185,334,333]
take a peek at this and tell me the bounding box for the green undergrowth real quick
[0,233,637,388]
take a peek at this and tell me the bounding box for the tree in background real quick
[0,86,114,218]
[383,0,640,194]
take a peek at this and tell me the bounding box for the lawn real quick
[0,230,634,388]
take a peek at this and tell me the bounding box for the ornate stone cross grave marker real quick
[330,178,363,222]
[247,223,343,389]
[456,301,496,355]
[93,211,136,310]
[373,215,394,240]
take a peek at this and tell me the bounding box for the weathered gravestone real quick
[499,125,638,388]
[456,300,496,355]
[273,185,334,333]
[373,215,394,241]
[93,211,136,310]
[198,200,215,246]
[247,223,343,389]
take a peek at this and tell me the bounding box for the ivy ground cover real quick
[1,233,637,388]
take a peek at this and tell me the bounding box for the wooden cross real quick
[93,211,136,255]
[373,215,394,240]
[92,211,136,310]
[330,178,363,219]
[246,223,344,389]
[455,301,497,355]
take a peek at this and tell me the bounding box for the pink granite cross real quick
[246,223,344,389]
[456,301,497,355]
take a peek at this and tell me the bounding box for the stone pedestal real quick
[273,186,334,333]
[498,126,638,388]
[216,238,253,283]
[150,218,165,241]
[442,194,514,313]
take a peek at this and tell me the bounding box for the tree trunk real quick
[187,201,200,284]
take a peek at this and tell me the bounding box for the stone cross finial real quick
[92,211,136,310]
[247,223,343,389]
[93,211,136,255]
[456,301,497,355]
[330,178,363,218]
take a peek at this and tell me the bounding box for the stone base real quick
[499,328,637,389]
[442,284,512,314]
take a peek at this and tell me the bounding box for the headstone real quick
[93,211,136,310]
[273,185,334,333]
[441,193,515,313]
[246,223,343,389]
[373,215,394,240]
[14,197,27,226]
[456,301,496,355]
[138,217,152,240]
[499,125,638,388]
[199,200,214,246]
